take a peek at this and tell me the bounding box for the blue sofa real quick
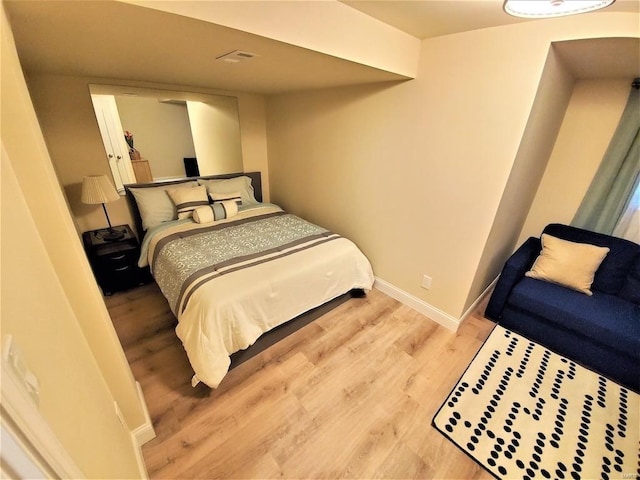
[485,224,640,392]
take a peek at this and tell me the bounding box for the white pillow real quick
[198,176,258,206]
[128,181,198,230]
[209,190,242,206]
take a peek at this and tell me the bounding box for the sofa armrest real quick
[485,237,541,321]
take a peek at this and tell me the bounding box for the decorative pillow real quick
[198,176,258,206]
[543,223,639,294]
[192,200,239,224]
[209,191,242,206]
[167,185,209,219]
[128,181,198,230]
[525,234,610,296]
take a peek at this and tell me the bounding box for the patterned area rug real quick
[433,325,639,480]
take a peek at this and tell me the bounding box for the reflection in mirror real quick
[89,84,243,191]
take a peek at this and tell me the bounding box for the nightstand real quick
[82,225,148,295]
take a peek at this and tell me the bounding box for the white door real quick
[90,94,136,191]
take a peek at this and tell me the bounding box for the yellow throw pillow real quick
[525,234,609,296]
[167,185,209,219]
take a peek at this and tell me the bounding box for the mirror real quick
[89,84,243,191]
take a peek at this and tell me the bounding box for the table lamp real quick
[81,175,124,241]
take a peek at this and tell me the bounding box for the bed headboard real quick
[124,171,262,239]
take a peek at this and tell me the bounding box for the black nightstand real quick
[82,225,149,295]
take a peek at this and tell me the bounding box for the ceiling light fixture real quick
[504,0,615,18]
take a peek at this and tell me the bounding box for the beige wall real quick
[27,74,270,234]
[267,13,639,320]
[238,93,270,196]
[115,95,196,180]
[465,43,576,311]
[1,151,142,479]
[26,74,133,234]
[1,5,144,477]
[187,96,243,176]
[518,78,632,244]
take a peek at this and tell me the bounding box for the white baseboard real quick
[131,431,149,479]
[373,277,459,331]
[459,277,498,324]
[132,381,156,446]
[373,276,498,331]
[131,381,154,479]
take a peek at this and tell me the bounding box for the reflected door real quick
[90,94,136,191]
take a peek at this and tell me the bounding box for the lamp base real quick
[101,228,125,241]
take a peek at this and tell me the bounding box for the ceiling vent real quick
[216,50,258,63]
[158,99,187,105]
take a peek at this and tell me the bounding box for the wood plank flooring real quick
[106,283,496,479]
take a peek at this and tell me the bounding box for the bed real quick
[125,172,374,388]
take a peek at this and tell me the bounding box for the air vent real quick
[158,99,187,105]
[216,50,258,63]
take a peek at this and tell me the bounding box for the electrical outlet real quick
[421,274,432,290]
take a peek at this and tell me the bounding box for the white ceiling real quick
[553,37,640,79]
[5,0,639,95]
[4,1,406,95]
[347,0,639,81]
[341,0,639,39]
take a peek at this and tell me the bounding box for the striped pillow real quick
[209,190,242,206]
[167,185,209,219]
[192,200,239,224]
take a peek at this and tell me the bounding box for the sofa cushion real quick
[499,306,640,392]
[620,255,640,305]
[507,277,640,359]
[543,224,639,294]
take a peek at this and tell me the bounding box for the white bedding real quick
[142,204,374,388]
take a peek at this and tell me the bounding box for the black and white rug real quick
[433,325,639,480]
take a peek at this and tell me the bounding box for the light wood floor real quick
[106,283,496,479]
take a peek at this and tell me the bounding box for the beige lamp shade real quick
[81,175,120,204]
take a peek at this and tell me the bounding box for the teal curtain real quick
[572,82,640,235]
